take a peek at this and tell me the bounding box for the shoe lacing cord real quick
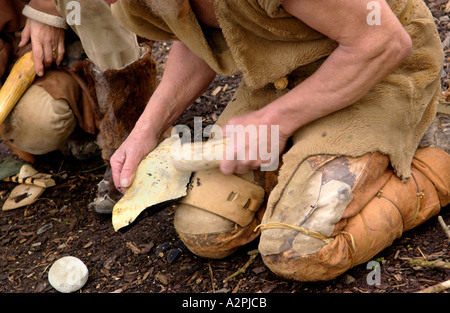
[254,222,333,244]
[254,222,358,266]
[254,221,357,251]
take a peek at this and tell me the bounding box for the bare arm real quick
[266,0,412,138]
[111,41,216,189]
[133,41,216,139]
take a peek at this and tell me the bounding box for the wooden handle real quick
[171,138,228,172]
[0,51,36,125]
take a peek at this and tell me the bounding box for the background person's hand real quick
[19,18,65,77]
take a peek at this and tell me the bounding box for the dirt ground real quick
[0,0,449,295]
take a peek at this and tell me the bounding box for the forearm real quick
[134,41,216,138]
[266,37,411,137]
[267,0,413,138]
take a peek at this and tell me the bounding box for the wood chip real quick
[103,255,117,270]
[417,279,450,293]
[155,272,169,285]
[211,86,222,96]
[138,242,155,255]
[438,215,450,241]
[37,223,53,235]
[126,241,141,255]
[82,241,93,249]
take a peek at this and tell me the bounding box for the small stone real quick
[155,242,171,255]
[167,248,181,263]
[251,266,266,274]
[174,240,187,251]
[48,256,89,293]
[343,274,356,285]
[36,223,53,235]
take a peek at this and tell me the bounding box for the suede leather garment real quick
[6,46,97,137]
[112,0,444,184]
[111,1,448,280]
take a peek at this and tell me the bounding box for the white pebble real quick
[48,256,89,293]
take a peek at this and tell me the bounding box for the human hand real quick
[220,110,286,175]
[19,18,65,77]
[110,126,159,193]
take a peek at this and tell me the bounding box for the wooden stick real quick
[208,262,215,293]
[409,259,450,270]
[223,253,258,283]
[438,216,450,242]
[0,51,36,125]
[416,279,450,293]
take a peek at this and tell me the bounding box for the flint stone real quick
[48,256,89,293]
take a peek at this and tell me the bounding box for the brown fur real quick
[71,42,158,161]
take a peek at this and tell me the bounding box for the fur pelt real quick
[71,42,158,161]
